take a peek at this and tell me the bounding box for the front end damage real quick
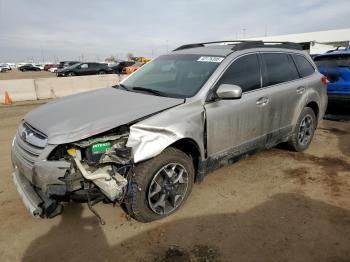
[11,123,134,222]
[12,98,206,223]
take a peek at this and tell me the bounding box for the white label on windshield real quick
[197,56,224,63]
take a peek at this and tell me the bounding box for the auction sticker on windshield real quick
[197,56,224,63]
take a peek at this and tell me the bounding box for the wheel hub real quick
[298,114,314,146]
[148,163,189,215]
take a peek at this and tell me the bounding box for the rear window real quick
[314,54,350,68]
[262,53,299,87]
[292,54,315,78]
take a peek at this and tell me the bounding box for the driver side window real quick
[216,54,261,92]
[80,64,88,69]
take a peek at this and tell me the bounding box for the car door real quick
[259,52,301,143]
[89,63,99,75]
[205,53,272,158]
[78,63,89,75]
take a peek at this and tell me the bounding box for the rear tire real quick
[287,107,316,152]
[98,70,106,75]
[124,147,194,222]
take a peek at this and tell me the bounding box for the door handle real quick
[296,86,306,94]
[256,97,269,106]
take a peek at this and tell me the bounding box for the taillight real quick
[321,76,327,86]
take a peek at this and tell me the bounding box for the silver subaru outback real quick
[11,41,327,222]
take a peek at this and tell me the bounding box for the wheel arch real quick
[305,101,319,121]
[168,138,201,180]
[291,94,320,129]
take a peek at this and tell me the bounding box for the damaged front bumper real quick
[12,167,42,217]
[11,133,68,218]
[11,126,132,220]
[12,166,64,218]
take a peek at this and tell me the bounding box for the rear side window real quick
[261,53,299,87]
[292,54,315,77]
[217,54,261,92]
[314,54,350,68]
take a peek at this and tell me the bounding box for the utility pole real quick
[242,29,246,39]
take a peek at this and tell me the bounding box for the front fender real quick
[126,100,205,163]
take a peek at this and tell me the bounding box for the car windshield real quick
[314,54,350,68]
[121,54,223,98]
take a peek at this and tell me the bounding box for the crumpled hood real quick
[24,88,184,144]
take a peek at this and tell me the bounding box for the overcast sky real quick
[0,0,349,62]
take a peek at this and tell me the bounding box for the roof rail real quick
[173,40,251,51]
[173,40,302,52]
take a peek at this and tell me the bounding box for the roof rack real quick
[173,40,302,52]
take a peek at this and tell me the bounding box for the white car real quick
[34,64,44,70]
[48,67,58,73]
[0,63,12,71]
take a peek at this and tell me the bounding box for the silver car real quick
[11,41,327,222]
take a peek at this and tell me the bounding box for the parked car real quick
[16,62,29,68]
[109,61,135,74]
[56,62,112,77]
[0,66,7,73]
[18,64,41,71]
[11,41,327,223]
[313,48,350,104]
[35,64,44,70]
[44,64,59,71]
[122,62,145,74]
[48,67,58,73]
[0,63,12,71]
[58,61,80,69]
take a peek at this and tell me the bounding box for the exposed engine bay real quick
[48,126,134,224]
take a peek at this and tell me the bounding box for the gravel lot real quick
[0,101,349,262]
[0,69,55,80]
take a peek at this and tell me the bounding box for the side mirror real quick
[216,84,242,99]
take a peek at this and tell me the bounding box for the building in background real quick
[248,28,350,55]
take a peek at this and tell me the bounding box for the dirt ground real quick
[0,69,55,80]
[0,101,349,262]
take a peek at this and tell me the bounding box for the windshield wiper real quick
[113,83,129,90]
[119,84,129,90]
[132,87,166,97]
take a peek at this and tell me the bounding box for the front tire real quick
[124,147,194,222]
[67,72,76,77]
[287,107,316,152]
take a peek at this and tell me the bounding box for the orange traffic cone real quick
[4,91,12,105]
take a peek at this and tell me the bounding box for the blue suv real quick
[314,48,350,104]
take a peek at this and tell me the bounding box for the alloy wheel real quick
[148,163,189,215]
[298,114,314,146]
